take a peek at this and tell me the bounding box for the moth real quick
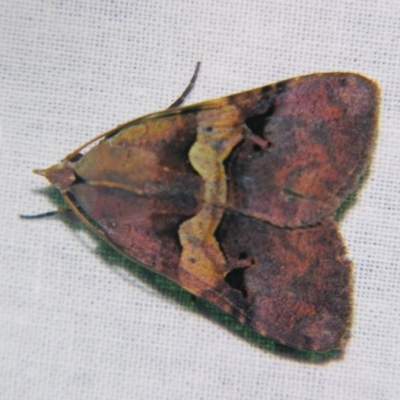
[29,64,379,352]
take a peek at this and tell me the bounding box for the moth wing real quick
[215,212,352,352]
[225,73,379,227]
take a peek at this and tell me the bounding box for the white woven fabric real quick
[1,1,399,399]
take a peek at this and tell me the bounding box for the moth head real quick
[34,160,76,193]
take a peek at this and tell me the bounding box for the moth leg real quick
[167,61,201,109]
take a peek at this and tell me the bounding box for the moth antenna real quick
[20,207,76,221]
[19,210,59,219]
[168,61,201,109]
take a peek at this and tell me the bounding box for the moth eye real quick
[253,144,262,152]
[204,126,213,132]
[238,251,248,260]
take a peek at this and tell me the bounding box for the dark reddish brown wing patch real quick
[216,211,351,352]
[226,73,379,227]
